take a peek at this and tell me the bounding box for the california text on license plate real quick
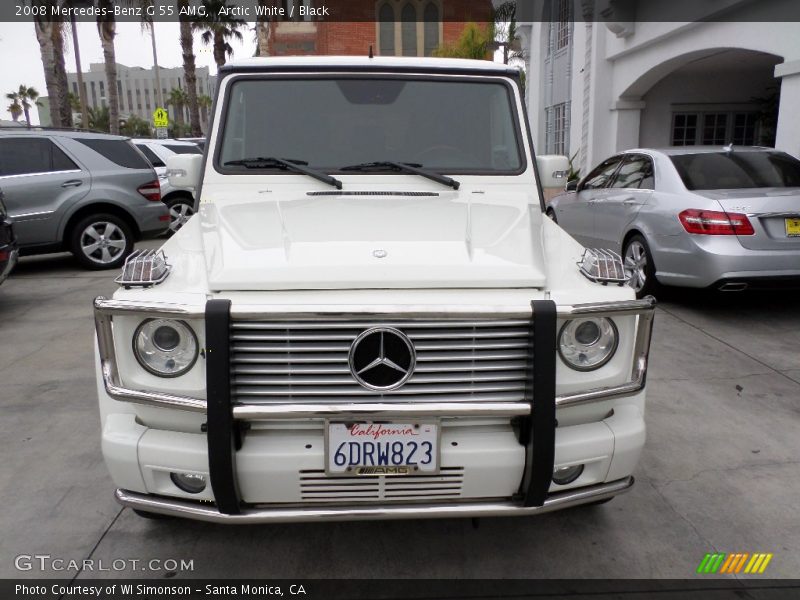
[785,218,800,237]
[326,422,439,476]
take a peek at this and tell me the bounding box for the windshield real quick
[670,151,800,190]
[217,77,524,174]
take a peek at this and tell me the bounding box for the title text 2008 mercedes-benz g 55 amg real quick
[94,57,655,523]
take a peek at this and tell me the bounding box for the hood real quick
[200,190,547,291]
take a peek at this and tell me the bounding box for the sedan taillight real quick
[678,209,754,235]
[137,180,161,202]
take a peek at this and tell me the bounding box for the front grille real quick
[299,467,465,502]
[229,319,531,404]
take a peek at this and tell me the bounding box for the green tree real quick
[197,93,212,128]
[7,101,23,122]
[166,87,189,126]
[432,23,493,60]
[96,0,120,134]
[192,0,246,69]
[32,2,72,127]
[6,85,41,126]
[177,0,202,136]
[87,105,111,132]
[120,114,152,137]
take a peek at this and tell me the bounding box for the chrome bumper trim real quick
[115,476,634,523]
[94,296,656,415]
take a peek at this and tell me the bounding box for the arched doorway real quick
[622,48,782,149]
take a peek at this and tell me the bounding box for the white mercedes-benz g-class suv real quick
[94,57,655,523]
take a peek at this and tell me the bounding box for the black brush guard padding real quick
[519,300,558,507]
[205,299,558,514]
[205,299,241,514]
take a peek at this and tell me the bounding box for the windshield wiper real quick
[340,161,460,190]
[224,157,342,189]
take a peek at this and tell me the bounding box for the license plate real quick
[326,422,439,476]
[786,218,800,237]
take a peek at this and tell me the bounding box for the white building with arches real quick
[517,0,800,175]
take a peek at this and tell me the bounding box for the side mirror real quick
[536,155,570,188]
[166,154,203,190]
[565,179,578,192]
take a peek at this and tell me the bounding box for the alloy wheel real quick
[624,240,647,293]
[168,202,194,233]
[80,221,127,265]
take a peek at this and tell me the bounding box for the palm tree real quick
[32,2,71,127]
[192,0,246,69]
[166,87,189,126]
[87,105,111,132]
[197,93,212,130]
[177,0,202,136]
[96,1,120,134]
[7,101,23,122]
[6,85,41,126]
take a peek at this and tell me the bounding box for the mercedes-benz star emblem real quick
[349,327,416,391]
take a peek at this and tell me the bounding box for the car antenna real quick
[369,45,374,59]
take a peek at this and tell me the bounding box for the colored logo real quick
[697,552,773,574]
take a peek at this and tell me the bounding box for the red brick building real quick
[265,0,494,57]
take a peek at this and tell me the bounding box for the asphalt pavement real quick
[1,240,798,582]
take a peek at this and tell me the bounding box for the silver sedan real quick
[547,147,800,297]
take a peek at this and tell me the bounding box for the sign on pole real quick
[155,127,168,139]
[152,107,169,128]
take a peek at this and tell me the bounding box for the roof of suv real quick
[0,127,132,141]
[220,56,520,77]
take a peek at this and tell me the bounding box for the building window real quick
[702,113,727,145]
[555,0,571,50]
[72,81,78,95]
[127,89,133,112]
[135,89,141,110]
[378,2,395,56]
[545,102,570,155]
[401,3,417,57]
[90,81,97,108]
[281,0,313,21]
[733,113,757,145]
[672,111,758,146]
[99,80,106,107]
[423,2,439,56]
[672,113,698,146]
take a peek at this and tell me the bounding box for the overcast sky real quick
[0,21,254,123]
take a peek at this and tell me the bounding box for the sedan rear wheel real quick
[166,197,195,234]
[623,234,659,298]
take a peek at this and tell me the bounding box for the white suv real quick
[133,138,201,233]
[94,57,655,523]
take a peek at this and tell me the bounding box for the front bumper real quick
[95,296,655,521]
[115,477,634,523]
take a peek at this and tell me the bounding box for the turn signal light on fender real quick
[679,209,754,235]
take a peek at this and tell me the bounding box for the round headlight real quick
[558,317,618,371]
[133,319,198,377]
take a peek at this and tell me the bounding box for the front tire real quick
[69,214,133,270]
[165,197,195,234]
[623,234,659,298]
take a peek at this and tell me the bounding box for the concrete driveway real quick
[1,243,798,581]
